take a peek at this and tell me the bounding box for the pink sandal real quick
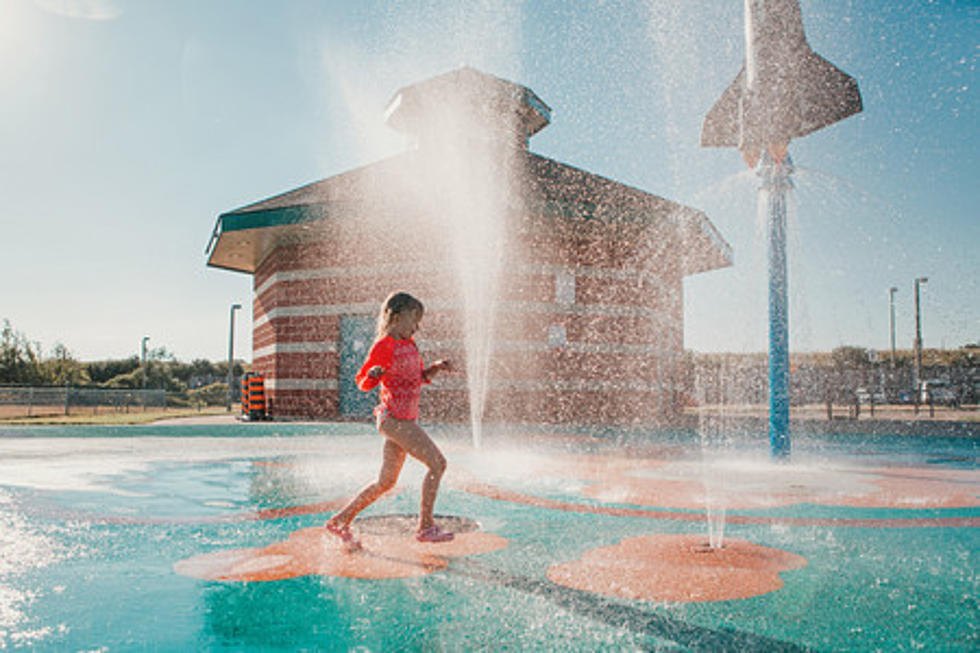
[325,522,362,551]
[416,525,454,543]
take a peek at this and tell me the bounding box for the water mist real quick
[390,72,524,448]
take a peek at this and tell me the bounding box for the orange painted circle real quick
[547,534,807,603]
[578,465,980,511]
[175,522,508,582]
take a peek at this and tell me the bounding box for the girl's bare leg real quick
[378,417,447,531]
[327,438,406,529]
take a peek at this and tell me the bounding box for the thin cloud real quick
[33,0,122,21]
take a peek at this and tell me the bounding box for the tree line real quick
[683,344,978,407]
[1,319,246,405]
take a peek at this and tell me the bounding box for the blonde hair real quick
[376,291,424,338]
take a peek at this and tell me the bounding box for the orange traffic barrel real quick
[241,377,250,415]
[246,374,266,419]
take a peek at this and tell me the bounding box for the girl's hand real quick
[368,365,385,379]
[422,360,452,383]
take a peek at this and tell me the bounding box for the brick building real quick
[206,68,731,424]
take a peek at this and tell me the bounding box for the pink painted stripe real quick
[456,481,980,529]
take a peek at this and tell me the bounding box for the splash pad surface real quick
[0,423,976,650]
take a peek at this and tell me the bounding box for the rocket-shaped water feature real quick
[701,0,862,458]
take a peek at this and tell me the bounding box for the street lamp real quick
[913,277,928,393]
[226,304,242,412]
[889,287,898,367]
[141,336,150,389]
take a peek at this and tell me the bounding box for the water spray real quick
[701,0,862,459]
[384,68,549,447]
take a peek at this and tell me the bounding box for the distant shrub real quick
[189,382,228,407]
[86,356,140,384]
[104,369,142,389]
[167,394,191,408]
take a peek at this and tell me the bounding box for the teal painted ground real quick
[0,423,976,651]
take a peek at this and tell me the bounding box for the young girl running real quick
[326,291,454,548]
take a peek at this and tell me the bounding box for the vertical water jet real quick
[384,68,549,447]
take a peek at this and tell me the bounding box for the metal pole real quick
[889,287,897,368]
[141,336,149,410]
[913,277,927,396]
[227,303,242,412]
[761,151,792,459]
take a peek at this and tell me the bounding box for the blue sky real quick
[1,0,976,362]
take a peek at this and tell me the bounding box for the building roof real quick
[205,148,732,276]
[205,66,731,277]
[384,66,552,143]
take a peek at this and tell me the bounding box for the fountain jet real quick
[701,0,862,168]
[384,68,546,447]
[701,0,862,459]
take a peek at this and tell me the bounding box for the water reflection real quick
[0,490,68,649]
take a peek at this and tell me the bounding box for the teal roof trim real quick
[523,88,552,124]
[218,204,327,233]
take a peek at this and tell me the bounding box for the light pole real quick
[141,336,150,389]
[226,303,242,412]
[889,287,898,368]
[913,277,927,393]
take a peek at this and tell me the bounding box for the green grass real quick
[0,405,232,425]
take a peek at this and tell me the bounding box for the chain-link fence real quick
[0,385,168,419]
